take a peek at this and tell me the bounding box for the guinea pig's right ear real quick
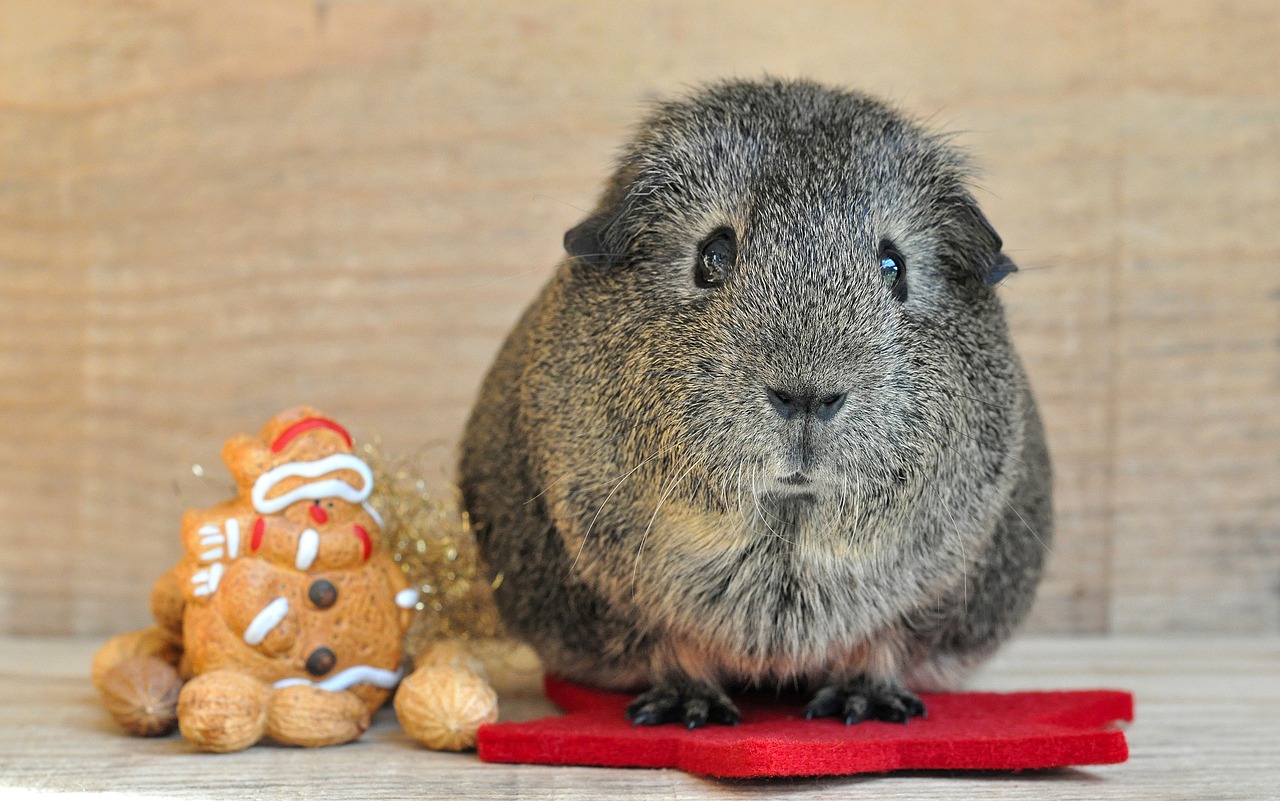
[986,252,1018,287]
[564,210,626,270]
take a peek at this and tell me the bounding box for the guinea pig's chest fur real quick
[562,482,988,686]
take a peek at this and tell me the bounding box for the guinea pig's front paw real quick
[625,678,740,730]
[804,675,926,725]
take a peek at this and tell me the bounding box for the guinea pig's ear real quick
[564,211,623,270]
[951,196,1018,288]
[986,252,1018,287]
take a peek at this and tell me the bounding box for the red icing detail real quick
[250,517,265,551]
[353,524,372,562]
[476,676,1134,778]
[310,504,329,524]
[270,417,353,453]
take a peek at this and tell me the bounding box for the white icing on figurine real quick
[295,528,319,571]
[251,454,373,515]
[224,518,240,559]
[191,562,224,597]
[395,588,420,609]
[243,597,289,645]
[196,519,241,562]
[274,664,403,692]
[362,501,384,528]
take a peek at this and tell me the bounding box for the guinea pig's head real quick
[550,79,1021,533]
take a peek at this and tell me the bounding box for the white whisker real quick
[632,454,708,589]
[571,441,681,571]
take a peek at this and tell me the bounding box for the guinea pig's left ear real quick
[564,212,617,270]
[950,195,1018,288]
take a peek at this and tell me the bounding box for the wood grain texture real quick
[1,1,1277,636]
[1109,1,1280,633]
[2,635,1278,799]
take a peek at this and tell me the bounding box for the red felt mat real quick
[477,676,1133,778]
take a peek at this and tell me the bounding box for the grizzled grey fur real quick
[459,79,1052,727]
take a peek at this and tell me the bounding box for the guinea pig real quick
[459,78,1051,728]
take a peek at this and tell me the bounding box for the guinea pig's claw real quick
[625,679,741,729]
[805,675,927,725]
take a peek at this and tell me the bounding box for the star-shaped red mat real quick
[477,676,1133,778]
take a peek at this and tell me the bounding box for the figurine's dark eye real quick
[696,228,737,288]
[878,239,907,302]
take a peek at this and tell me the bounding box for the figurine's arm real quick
[150,565,187,638]
[372,553,418,633]
[179,505,251,601]
[214,558,299,658]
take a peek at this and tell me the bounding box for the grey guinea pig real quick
[459,78,1051,728]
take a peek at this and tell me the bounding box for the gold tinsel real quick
[360,440,506,663]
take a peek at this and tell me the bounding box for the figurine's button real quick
[305,646,336,677]
[308,579,338,609]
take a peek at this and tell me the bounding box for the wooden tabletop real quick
[1,635,1276,800]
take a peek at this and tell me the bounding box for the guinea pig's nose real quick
[815,392,848,420]
[766,387,847,421]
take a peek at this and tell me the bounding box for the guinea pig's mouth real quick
[756,472,821,505]
[752,489,821,527]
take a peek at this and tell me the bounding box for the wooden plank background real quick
[1,0,1276,637]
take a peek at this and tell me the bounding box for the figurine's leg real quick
[265,685,372,747]
[177,670,270,752]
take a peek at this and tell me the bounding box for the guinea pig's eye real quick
[695,228,737,288]
[878,239,908,302]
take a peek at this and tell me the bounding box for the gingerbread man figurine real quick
[150,407,418,750]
